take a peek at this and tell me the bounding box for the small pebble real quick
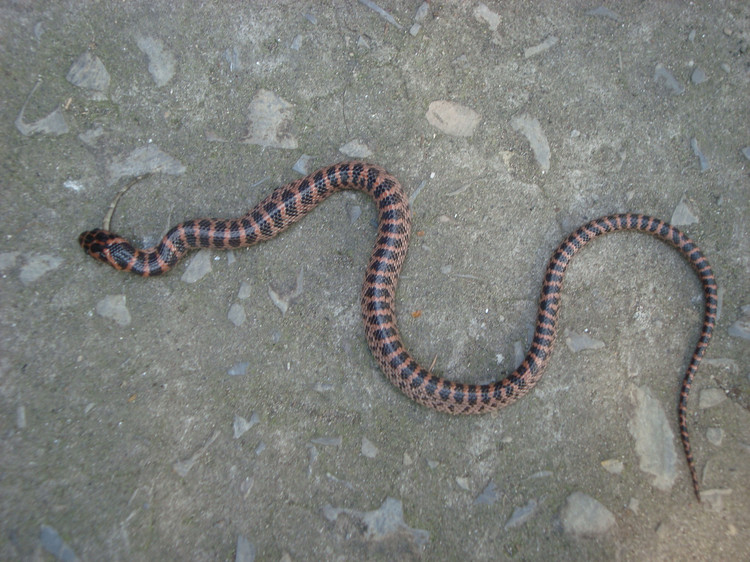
[268,269,303,315]
[728,305,750,340]
[601,459,624,475]
[293,154,313,174]
[706,427,724,446]
[701,488,733,511]
[348,204,362,223]
[691,138,710,172]
[233,412,259,438]
[586,6,620,20]
[699,388,727,409]
[671,198,699,225]
[235,535,256,562]
[510,113,550,171]
[339,139,373,158]
[15,84,69,137]
[268,286,288,315]
[474,481,500,505]
[627,497,640,514]
[16,405,26,429]
[241,89,298,149]
[66,51,110,99]
[223,46,241,71]
[560,492,616,537]
[237,281,252,299]
[19,254,63,285]
[313,382,334,393]
[307,445,318,473]
[327,472,354,489]
[473,3,501,32]
[524,35,558,58]
[228,303,246,327]
[426,100,481,137]
[227,362,250,376]
[40,524,79,562]
[241,477,254,499]
[136,36,176,87]
[0,251,19,271]
[361,437,378,458]
[95,294,131,327]
[691,68,708,84]
[311,436,342,446]
[654,63,684,95]
[181,250,212,283]
[322,497,429,546]
[565,330,605,352]
[414,2,430,23]
[63,179,83,192]
[108,144,186,184]
[628,386,677,491]
[504,499,538,529]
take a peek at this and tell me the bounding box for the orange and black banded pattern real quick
[79,161,717,500]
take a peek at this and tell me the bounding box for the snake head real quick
[78,229,133,269]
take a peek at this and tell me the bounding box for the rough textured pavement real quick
[1,2,749,560]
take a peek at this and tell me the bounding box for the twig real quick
[358,0,403,30]
[102,173,151,231]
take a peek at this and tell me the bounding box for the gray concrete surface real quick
[1,1,749,560]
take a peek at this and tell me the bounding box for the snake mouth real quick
[79,229,103,255]
[78,229,121,264]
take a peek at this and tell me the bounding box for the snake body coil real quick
[79,161,717,500]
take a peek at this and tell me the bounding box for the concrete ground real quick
[1,1,749,560]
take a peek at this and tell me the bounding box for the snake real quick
[79,161,717,500]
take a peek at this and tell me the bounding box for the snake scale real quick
[79,161,717,500]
